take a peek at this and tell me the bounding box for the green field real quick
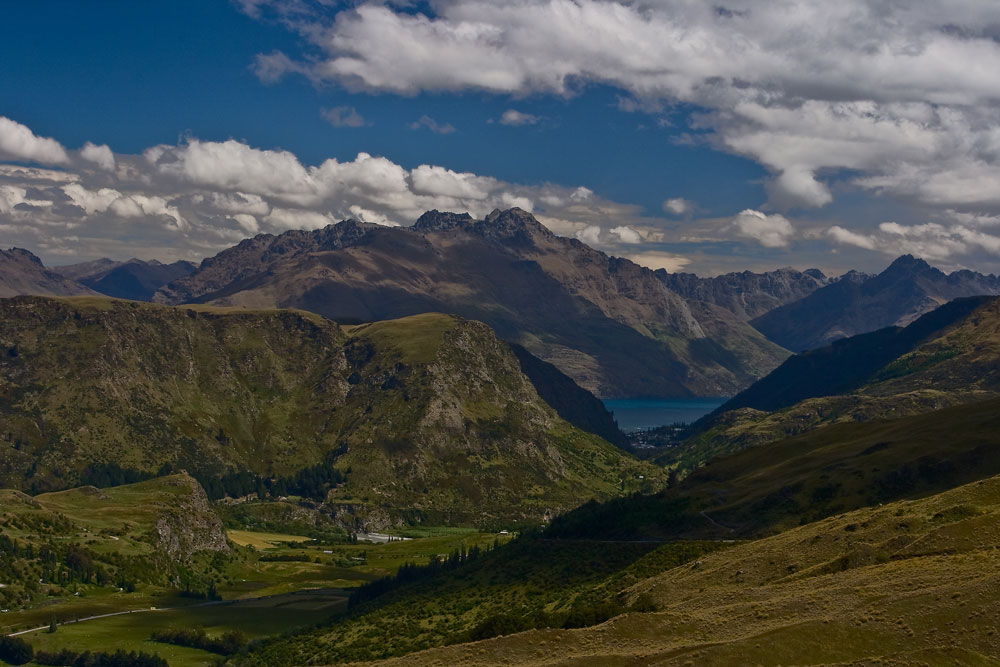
[3,519,508,665]
[17,590,349,667]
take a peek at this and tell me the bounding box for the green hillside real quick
[0,296,659,527]
[0,474,228,613]
[548,395,1000,541]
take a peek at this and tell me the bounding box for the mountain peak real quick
[477,207,553,243]
[2,247,43,266]
[413,210,475,231]
[883,254,934,275]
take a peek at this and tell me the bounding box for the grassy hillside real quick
[0,296,660,527]
[0,474,228,612]
[549,396,1000,541]
[366,471,1000,666]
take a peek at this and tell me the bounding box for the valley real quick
[3,228,1000,666]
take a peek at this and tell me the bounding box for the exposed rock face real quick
[0,247,97,298]
[154,208,789,397]
[752,255,1000,351]
[656,267,829,321]
[54,258,197,301]
[154,475,230,560]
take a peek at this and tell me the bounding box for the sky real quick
[2,1,1000,276]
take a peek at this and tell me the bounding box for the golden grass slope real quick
[371,473,1000,666]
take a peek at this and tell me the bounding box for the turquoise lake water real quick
[602,398,728,431]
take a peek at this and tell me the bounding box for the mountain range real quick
[55,257,197,301]
[752,254,1000,351]
[151,208,790,398]
[7,216,1000,400]
[0,296,657,527]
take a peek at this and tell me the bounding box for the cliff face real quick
[656,267,829,321]
[154,208,789,397]
[0,296,658,524]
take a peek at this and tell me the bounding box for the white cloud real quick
[409,115,455,135]
[79,142,116,171]
[321,106,366,128]
[609,225,641,244]
[245,1,1000,214]
[663,197,692,216]
[410,165,494,200]
[827,225,877,251]
[730,209,794,248]
[827,219,1000,264]
[499,109,539,126]
[627,251,691,273]
[0,115,658,263]
[0,117,68,165]
[575,225,602,245]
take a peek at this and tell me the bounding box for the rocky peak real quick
[476,208,553,245]
[413,210,475,232]
[2,247,43,265]
[882,254,939,278]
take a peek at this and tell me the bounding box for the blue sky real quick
[2,1,1000,275]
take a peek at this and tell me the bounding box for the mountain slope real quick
[656,266,829,320]
[673,296,1000,466]
[0,248,97,298]
[752,255,1000,352]
[55,257,197,301]
[0,296,657,525]
[154,208,789,397]
[358,472,1000,667]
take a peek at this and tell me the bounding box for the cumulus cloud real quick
[409,115,455,135]
[575,225,602,245]
[321,105,367,128]
[609,225,641,244]
[79,142,115,171]
[0,117,69,165]
[730,209,794,248]
[663,197,692,216]
[499,109,539,126]
[243,1,1000,214]
[0,115,664,263]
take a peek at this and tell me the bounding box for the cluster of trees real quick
[71,446,351,504]
[150,627,247,656]
[0,637,167,667]
[466,597,633,641]
[78,462,161,488]
[190,448,349,502]
[195,461,346,502]
[349,541,499,607]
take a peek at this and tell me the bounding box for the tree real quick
[0,635,34,665]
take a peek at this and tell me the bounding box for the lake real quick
[602,398,728,431]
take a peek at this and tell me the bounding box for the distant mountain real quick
[55,257,197,301]
[672,295,1000,471]
[154,208,789,398]
[0,296,658,527]
[656,266,829,320]
[0,247,96,298]
[752,254,1000,352]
